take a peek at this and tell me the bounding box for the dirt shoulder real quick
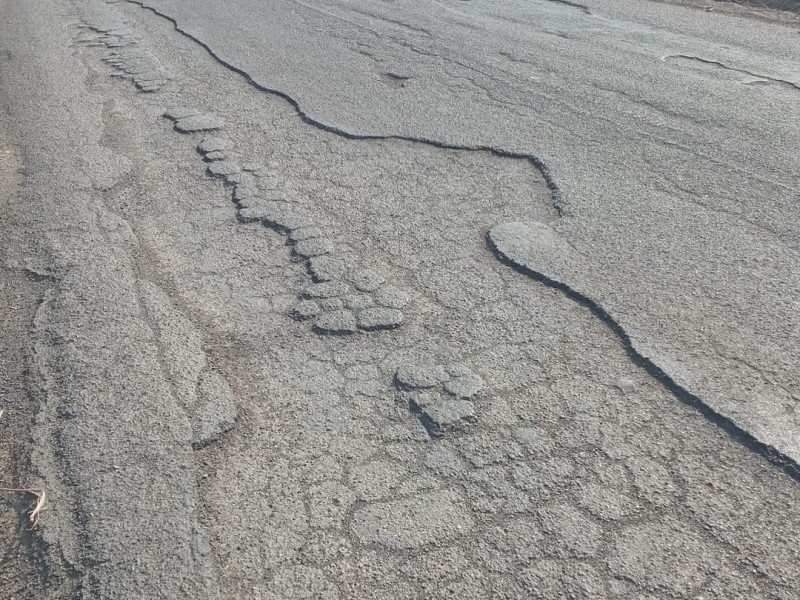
[650,0,800,27]
[0,75,51,600]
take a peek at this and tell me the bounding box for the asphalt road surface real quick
[1,0,798,598]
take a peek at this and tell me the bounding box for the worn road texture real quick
[0,0,798,598]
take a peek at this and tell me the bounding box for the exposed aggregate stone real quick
[293,237,334,259]
[207,161,240,178]
[100,45,167,92]
[203,150,226,162]
[343,294,374,311]
[308,256,346,282]
[197,136,226,153]
[357,307,403,331]
[173,114,225,133]
[374,284,410,309]
[314,310,358,335]
[349,268,385,292]
[232,186,252,203]
[396,365,450,390]
[444,373,484,399]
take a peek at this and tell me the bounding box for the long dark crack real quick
[665,54,800,91]
[123,0,800,483]
[543,0,592,15]
[487,231,800,483]
[124,0,568,217]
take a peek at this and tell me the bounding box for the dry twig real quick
[0,487,47,528]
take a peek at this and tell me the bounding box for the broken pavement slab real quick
[163,108,224,132]
[489,220,800,474]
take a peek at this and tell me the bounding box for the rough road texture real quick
[129,0,800,464]
[0,0,798,598]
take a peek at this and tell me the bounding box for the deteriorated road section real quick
[0,0,798,598]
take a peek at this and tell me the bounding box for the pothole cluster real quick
[297,274,409,335]
[161,108,411,336]
[394,364,484,437]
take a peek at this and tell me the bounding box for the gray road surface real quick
[0,0,798,598]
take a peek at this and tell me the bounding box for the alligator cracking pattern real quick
[81,0,481,438]
[158,107,482,433]
[67,1,800,598]
[160,110,414,337]
[119,0,800,478]
[201,338,800,600]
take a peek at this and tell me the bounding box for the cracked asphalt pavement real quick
[0,0,798,598]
